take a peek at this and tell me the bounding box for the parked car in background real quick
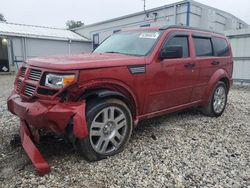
[7,25,233,175]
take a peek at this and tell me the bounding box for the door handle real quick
[211,61,220,65]
[184,63,195,68]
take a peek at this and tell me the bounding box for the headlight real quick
[45,74,76,88]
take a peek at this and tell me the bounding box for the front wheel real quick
[76,99,133,161]
[202,81,228,117]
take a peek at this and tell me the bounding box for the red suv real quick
[7,26,233,175]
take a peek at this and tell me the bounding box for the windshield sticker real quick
[139,32,160,39]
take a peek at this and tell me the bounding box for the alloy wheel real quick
[89,106,128,155]
[213,86,226,114]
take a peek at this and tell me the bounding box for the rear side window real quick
[164,36,189,58]
[193,37,213,57]
[213,37,230,56]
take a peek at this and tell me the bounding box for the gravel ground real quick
[0,74,249,188]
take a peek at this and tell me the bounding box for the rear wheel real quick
[76,99,132,161]
[202,81,228,117]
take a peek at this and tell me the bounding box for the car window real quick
[193,37,213,57]
[213,37,230,57]
[94,31,161,56]
[164,36,189,58]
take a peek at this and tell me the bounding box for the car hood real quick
[26,53,145,70]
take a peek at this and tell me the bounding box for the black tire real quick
[201,81,228,117]
[76,98,133,161]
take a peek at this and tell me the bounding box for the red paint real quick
[144,32,198,112]
[27,53,145,71]
[7,26,233,175]
[20,120,51,176]
[73,101,88,139]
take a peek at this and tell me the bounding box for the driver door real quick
[144,32,199,113]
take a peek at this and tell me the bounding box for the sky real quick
[0,0,249,28]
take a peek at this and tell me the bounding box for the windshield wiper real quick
[104,51,134,56]
[104,51,122,54]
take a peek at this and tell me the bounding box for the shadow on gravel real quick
[38,134,76,158]
[131,108,202,143]
[134,108,200,131]
[33,108,201,158]
[8,132,76,158]
[9,108,201,164]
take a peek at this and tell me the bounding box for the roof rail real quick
[159,25,224,35]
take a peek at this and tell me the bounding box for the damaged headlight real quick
[45,74,76,88]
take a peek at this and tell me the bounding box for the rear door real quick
[212,36,232,76]
[191,34,231,101]
[144,31,199,113]
[191,34,216,101]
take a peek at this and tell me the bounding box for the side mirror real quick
[159,46,183,60]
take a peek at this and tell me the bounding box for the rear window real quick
[193,37,213,57]
[213,37,230,57]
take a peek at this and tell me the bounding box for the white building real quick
[0,22,92,73]
[74,0,248,49]
[225,28,250,81]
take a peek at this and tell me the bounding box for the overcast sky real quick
[0,0,249,28]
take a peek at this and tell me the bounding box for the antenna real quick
[142,0,146,11]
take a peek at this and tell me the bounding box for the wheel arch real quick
[78,84,138,121]
[202,69,230,104]
[219,77,230,92]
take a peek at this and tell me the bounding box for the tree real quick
[0,13,7,22]
[66,20,84,29]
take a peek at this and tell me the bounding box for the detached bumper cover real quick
[20,121,50,176]
[7,94,88,175]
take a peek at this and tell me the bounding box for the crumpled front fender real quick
[72,101,88,139]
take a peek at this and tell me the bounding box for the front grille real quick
[20,67,26,77]
[17,80,22,92]
[28,69,42,81]
[24,84,36,96]
[16,67,59,98]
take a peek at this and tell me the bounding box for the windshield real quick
[93,31,161,56]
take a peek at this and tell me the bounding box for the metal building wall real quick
[75,0,248,48]
[5,37,92,72]
[75,1,191,44]
[225,29,250,81]
[189,1,246,31]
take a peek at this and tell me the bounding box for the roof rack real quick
[159,25,224,35]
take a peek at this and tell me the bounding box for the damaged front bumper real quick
[20,120,50,176]
[7,94,88,176]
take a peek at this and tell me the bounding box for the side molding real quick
[128,65,146,74]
